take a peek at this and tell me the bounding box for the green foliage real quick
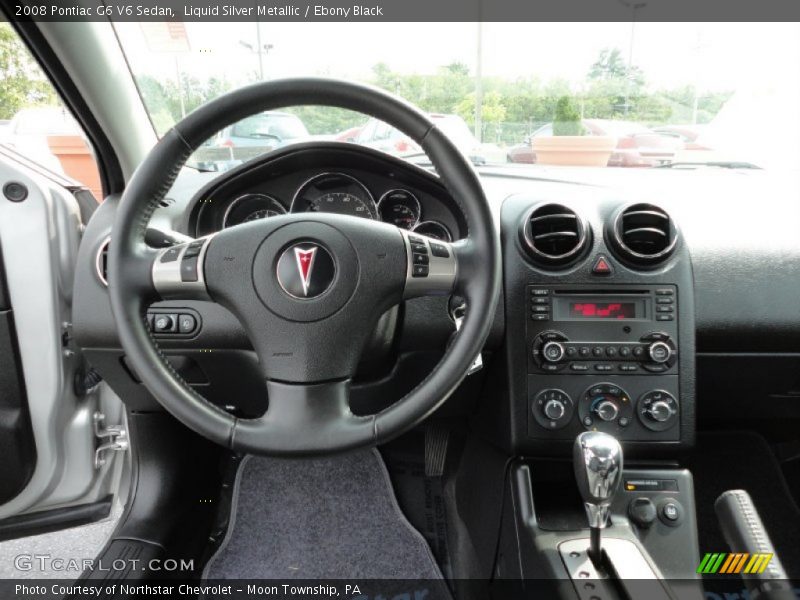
[553,96,583,135]
[0,23,58,119]
[132,47,732,146]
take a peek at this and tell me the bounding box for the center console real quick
[490,193,699,598]
[497,194,695,455]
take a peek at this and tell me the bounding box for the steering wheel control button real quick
[276,243,336,298]
[628,497,657,529]
[532,389,574,430]
[429,242,450,258]
[591,254,614,275]
[412,264,429,277]
[658,498,683,526]
[638,390,679,431]
[180,255,200,282]
[160,247,182,263]
[412,253,430,265]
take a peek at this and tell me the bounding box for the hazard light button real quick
[592,255,614,275]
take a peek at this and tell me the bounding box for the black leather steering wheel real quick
[108,78,500,455]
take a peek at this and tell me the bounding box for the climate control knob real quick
[532,389,574,430]
[646,400,674,422]
[542,341,566,363]
[637,390,679,432]
[594,400,619,422]
[544,399,566,420]
[648,341,672,364]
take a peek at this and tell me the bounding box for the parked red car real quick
[507,119,685,167]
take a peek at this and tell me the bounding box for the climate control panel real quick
[529,382,680,440]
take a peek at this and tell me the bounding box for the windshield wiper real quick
[655,161,762,170]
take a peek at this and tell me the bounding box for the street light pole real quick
[475,22,483,142]
[255,22,264,80]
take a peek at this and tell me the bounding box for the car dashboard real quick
[72,142,800,458]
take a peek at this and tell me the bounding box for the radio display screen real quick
[551,295,649,321]
[568,302,637,319]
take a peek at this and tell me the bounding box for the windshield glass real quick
[115,22,800,172]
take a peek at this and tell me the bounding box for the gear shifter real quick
[573,431,623,565]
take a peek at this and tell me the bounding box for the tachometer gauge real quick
[412,220,452,242]
[378,189,421,229]
[291,173,377,220]
[223,193,286,228]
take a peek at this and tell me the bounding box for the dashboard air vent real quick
[95,237,110,286]
[521,203,588,266]
[610,203,678,266]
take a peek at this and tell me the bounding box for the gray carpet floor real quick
[204,448,448,581]
[0,502,122,579]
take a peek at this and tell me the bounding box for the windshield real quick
[115,22,800,172]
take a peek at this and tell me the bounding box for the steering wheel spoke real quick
[151,234,216,301]
[231,380,374,455]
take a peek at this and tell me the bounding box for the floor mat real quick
[381,449,453,580]
[204,448,449,587]
[684,431,800,580]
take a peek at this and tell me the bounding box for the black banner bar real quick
[5,0,800,22]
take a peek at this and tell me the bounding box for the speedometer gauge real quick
[378,189,421,229]
[291,173,377,220]
[412,220,452,242]
[223,193,286,228]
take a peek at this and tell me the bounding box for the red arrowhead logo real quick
[294,247,318,296]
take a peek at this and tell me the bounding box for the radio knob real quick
[594,400,619,422]
[648,341,672,364]
[542,341,566,363]
[646,400,674,422]
[544,399,566,421]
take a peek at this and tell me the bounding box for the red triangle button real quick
[592,255,613,275]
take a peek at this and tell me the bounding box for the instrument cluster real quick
[215,170,453,241]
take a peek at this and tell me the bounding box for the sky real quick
[114,22,800,93]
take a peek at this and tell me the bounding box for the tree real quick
[0,23,58,119]
[553,96,583,135]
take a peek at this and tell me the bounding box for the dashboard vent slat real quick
[610,203,678,266]
[521,203,588,267]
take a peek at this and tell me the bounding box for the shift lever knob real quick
[573,431,623,528]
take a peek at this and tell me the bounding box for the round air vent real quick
[609,203,678,266]
[520,203,589,266]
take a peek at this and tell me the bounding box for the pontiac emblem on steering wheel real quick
[276,242,335,299]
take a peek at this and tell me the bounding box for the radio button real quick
[532,305,550,313]
[595,364,613,372]
[619,346,632,358]
[532,314,549,321]
[632,346,645,358]
[592,347,604,357]
[648,341,672,364]
[532,297,550,305]
[655,288,674,296]
[656,314,675,321]
[656,297,675,305]
[579,346,591,357]
[656,305,674,313]
[566,346,578,358]
[542,341,566,363]
[531,288,549,296]
[570,363,589,372]
[606,346,618,357]
[619,364,639,372]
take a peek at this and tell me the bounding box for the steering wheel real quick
[108,78,500,455]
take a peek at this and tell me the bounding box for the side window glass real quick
[0,24,102,201]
